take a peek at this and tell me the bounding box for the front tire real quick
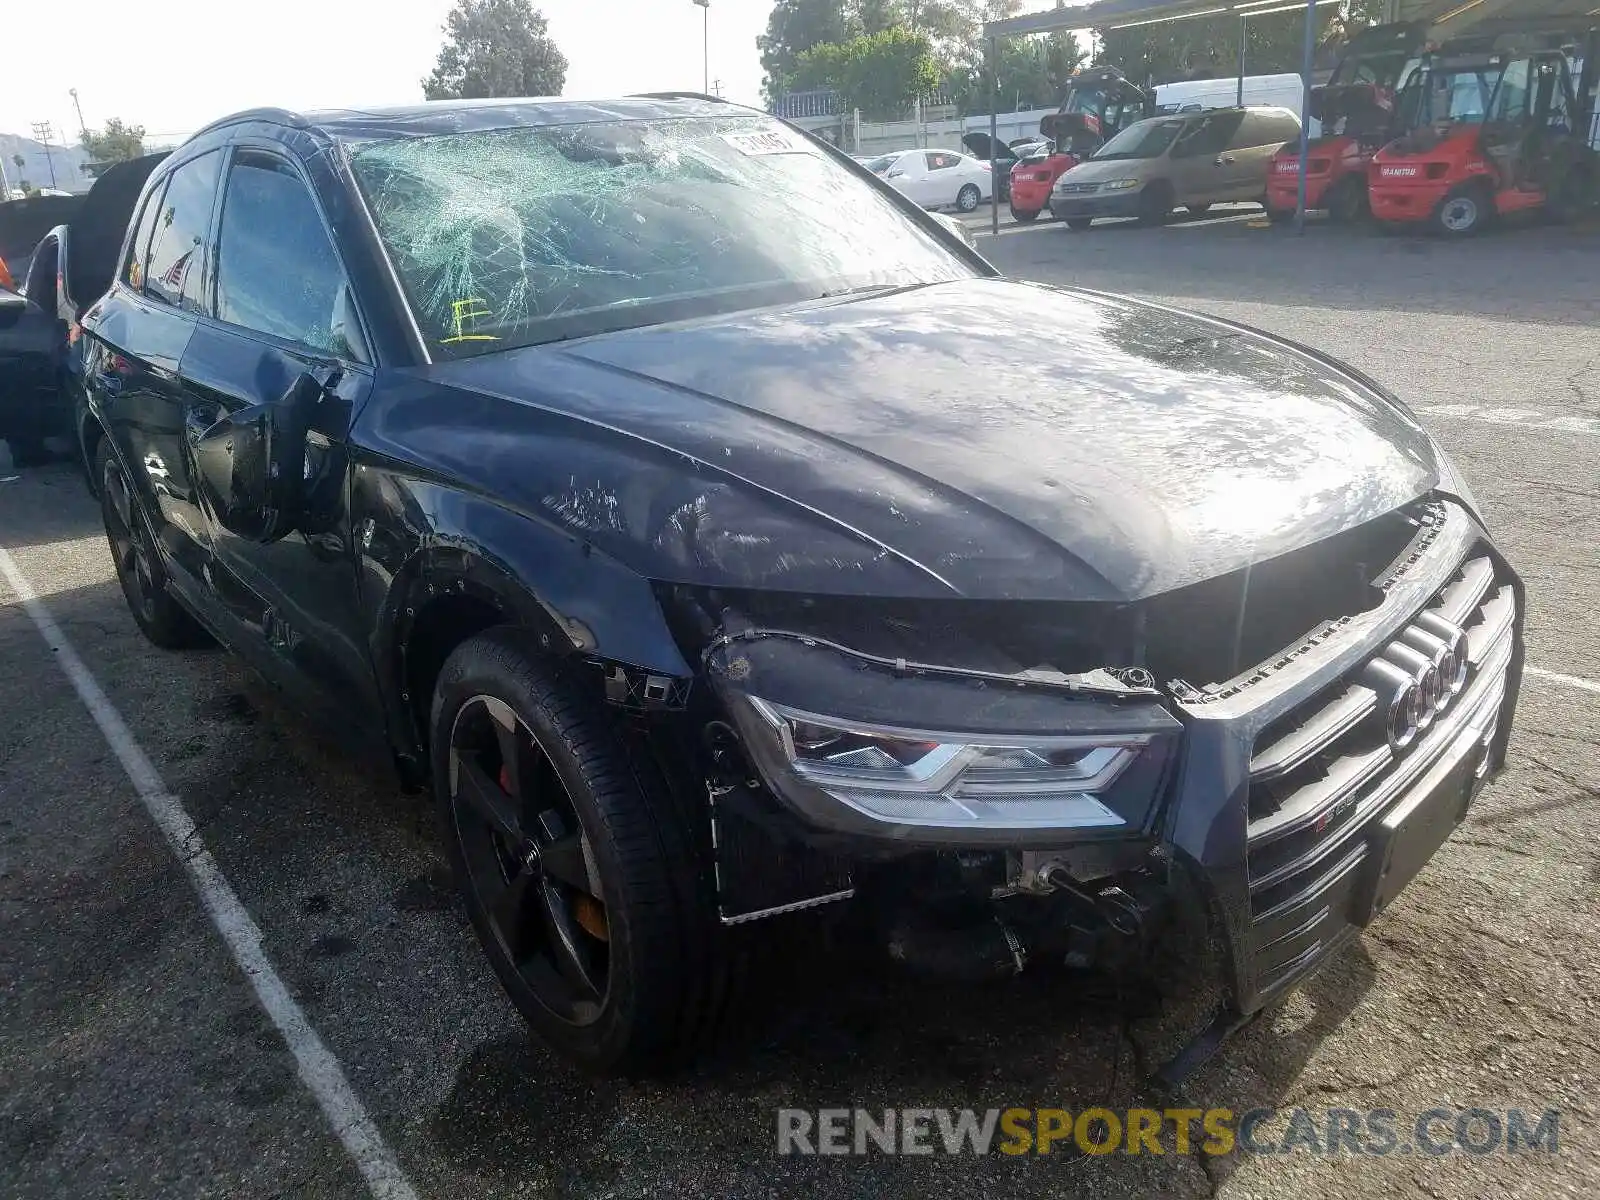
[1137,183,1173,227]
[1065,217,1093,231]
[1008,204,1040,223]
[431,631,727,1075]
[98,440,210,649]
[955,184,982,213]
[1185,203,1212,217]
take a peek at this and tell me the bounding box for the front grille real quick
[1242,551,1516,995]
[1056,182,1100,195]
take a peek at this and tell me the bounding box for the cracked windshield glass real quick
[350,115,975,357]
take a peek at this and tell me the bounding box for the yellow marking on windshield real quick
[441,297,499,344]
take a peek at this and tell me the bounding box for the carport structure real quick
[981,0,1600,233]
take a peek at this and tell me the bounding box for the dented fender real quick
[349,459,691,763]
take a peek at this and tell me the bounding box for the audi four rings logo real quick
[1361,613,1471,752]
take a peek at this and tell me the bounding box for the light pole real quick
[69,88,88,139]
[692,0,709,95]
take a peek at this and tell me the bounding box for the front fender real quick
[353,464,692,751]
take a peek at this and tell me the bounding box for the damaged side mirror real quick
[193,365,340,543]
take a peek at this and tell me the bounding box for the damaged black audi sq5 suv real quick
[78,95,1521,1074]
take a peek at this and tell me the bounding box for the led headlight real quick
[1103,178,1141,191]
[731,695,1174,843]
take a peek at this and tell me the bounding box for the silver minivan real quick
[1049,106,1303,228]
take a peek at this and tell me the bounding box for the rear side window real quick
[926,152,958,171]
[145,150,221,312]
[215,153,353,356]
[1240,112,1301,147]
[1172,112,1242,157]
[122,181,167,290]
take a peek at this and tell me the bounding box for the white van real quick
[1154,74,1320,136]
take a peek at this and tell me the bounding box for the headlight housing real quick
[1103,178,1141,191]
[728,694,1178,845]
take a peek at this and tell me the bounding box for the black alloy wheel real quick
[431,631,731,1073]
[98,441,210,649]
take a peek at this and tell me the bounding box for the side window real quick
[215,153,358,359]
[1263,114,1302,144]
[926,152,960,171]
[1174,113,1241,157]
[1488,60,1531,123]
[1536,61,1574,133]
[145,150,222,312]
[121,180,167,290]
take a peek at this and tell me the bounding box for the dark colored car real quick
[0,161,165,466]
[80,96,1522,1077]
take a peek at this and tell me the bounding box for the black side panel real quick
[64,153,171,314]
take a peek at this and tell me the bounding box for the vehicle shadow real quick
[426,900,1377,1196]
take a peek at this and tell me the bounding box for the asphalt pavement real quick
[3,213,1599,1200]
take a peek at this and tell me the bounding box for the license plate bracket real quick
[1355,748,1477,926]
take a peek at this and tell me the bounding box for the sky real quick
[1,0,794,150]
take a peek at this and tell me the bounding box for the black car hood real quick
[417,278,1439,602]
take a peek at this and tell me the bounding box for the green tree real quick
[856,0,901,34]
[760,0,850,105]
[793,27,939,120]
[80,118,147,180]
[423,0,567,101]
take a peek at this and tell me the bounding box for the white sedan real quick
[872,149,996,212]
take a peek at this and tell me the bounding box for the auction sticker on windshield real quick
[722,128,814,156]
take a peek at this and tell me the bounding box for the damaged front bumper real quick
[699,499,1522,1029]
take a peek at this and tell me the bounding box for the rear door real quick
[177,144,380,724]
[885,152,929,204]
[82,149,223,593]
[1230,111,1301,198]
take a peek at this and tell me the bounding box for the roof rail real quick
[628,91,729,104]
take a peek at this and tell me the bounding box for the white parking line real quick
[1415,403,1600,437]
[1525,666,1600,697]
[0,548,419,1200]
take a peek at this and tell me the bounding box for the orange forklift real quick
[1368,33,1599,236]
[1008,66,1154,223]
[1265,21,1430,223]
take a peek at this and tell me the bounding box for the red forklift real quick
[1007,66,1154,223]
[1368,32,1599,236]
[1265,21,1431,223]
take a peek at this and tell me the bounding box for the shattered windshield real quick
[349,116,975,358]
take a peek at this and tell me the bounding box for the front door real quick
[179,145,383,733]
[1482,57,1535,195]
[1523,56,1582,199]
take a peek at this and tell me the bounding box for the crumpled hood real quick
[418,277,1438,601]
